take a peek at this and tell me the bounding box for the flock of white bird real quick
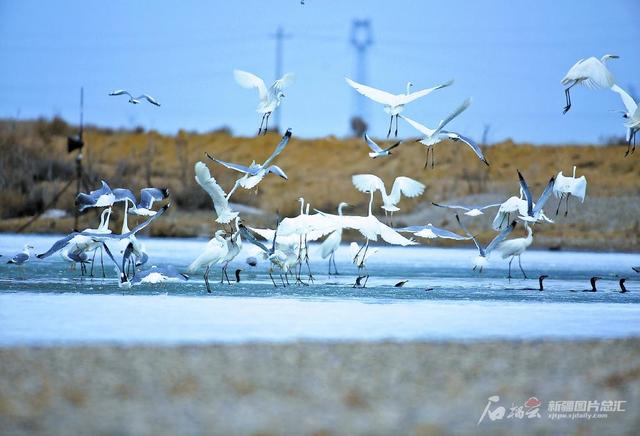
[4,53,639,291]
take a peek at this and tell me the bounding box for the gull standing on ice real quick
[234,70,295,135]
[561,54,618,114]
[7,244,34,265]
[345,77,453,138]
[401,98,488,169]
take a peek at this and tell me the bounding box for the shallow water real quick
[1,233,639,344]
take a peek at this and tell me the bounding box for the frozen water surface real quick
[1,233,639,345]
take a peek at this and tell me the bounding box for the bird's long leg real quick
[386,115,393,138]
[304,235,313,283]
[431,146,435,169]
[508,257,513,280]
[263,112,271,135]
[632,130,637,154]
[332,253,339,275]
[394,115,399,137]
[362,274,369,288]
[518,255,527,279]
[90,249,97,277]
[100,247,105,278]
[224,265,231,285]
[220,265,224,284]
[555,194,563,216]
[423,147,430,169]
[564,193,571,217]
[258,113,266,135]
[563,81,577,114]
[204,265,211,293]
[280,273,287,287]
[327,255,332,276]
[269,271,277,287]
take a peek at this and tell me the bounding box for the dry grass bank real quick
[0,118,638,249]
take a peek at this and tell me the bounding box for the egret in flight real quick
[611,84,639,155]
[351,174,425,219]
[561,54,618,114]
[345,77,453,138]
[553,166,587,216]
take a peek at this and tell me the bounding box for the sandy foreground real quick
[1,339,639,435]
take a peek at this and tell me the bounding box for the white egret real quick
[319,202,349,275]
[219,217,243,284]
[194,161,239,224]
[234,70,295,134]
[432,202,501,217]
[553,166,587,216]
[186,230,228,293]
[611,84,639,155]
[362,133,400,158]
[351,174,425,218]
[401,98,488,169]
[207,129,291,198]
[108,90,160,106]
[561,54,618,114]
[497,222,534,279]
[345,77,453,138]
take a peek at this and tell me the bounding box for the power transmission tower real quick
[270,26,291,133]
[350,19,373,125]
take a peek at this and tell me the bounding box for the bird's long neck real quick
[121,201,130,233]
[368,191,374,216]
[299,198,305,215]
[572,166,577,178]
[591,277,598,291]
[538,276,545,291]
[338,204,345,216]
[525,226,533,245]
[619,279,627,292]
[406,82,412,95]
[235,269,241,283]
[305,204,310,216]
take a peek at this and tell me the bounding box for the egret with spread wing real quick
[352,174,425,218]
[611,84,639,155]
[194,161,239,224]
[561,54,618,114]
[553,166,587,216]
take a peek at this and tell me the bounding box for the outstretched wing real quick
[239,225,270,253]
[396,224,470,240]
[479,203,501,211]
[113,188,137,205]
[194,162,231,217]
[434,98,471,135]
[345,77,396,105]
[139,188,169,210]
[206,153,253,174]
[267,165,288,180]
[109,90,132,98]
[517,170,533,216]
[443,131,489,165]
[37,234,76,259]
[532,176,556,216]
[611,84,638,115]
[352,174,385,194]
[396,79,454,105]
[271,73,295,93]
[234,70,268,102]
[486,221,517,254]
[455,214,483,255]
[364,133,383,153]
[263,128,292,167]
[138,94,160,106]
[432,202,471,212]
[400,114,435,137]
[377,222,417,246]
[83,204,169,239]
[388,176,425,205]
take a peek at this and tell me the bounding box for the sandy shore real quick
[1,339,639,435]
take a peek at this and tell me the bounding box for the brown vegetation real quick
[0,117,638,250]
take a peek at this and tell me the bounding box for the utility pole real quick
[68,87,84,230]
[270,26,291,133]
[350,19,373,124]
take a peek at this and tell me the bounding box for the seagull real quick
[234,70,295,135]
[101,242,134,288]
[561,54,618,114]
[186,230,228,293]
[400,99,488,168]
[194,161,239,224]
[352,174,425,218]
[432,202,501,217]
[36,205,169,259]
[133,188,170,216]
[517,170,556,224]
[118,195,148,277]
[362,133,401,158]
[497,222,534,279]
[131,266,189,285]
[108,90,160,106]
[395,223,470,241]
[75,181,116,212]
[319,202,349,275]
[456,214,516,273]
[610,84,639,155]
[345,77,453,138]
[238,221,292,287]
[7,244,34,265]
[207,129,291,198]
[553,166,587,216]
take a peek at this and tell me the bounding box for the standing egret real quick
[345,77,453,138]
[319,202,349,275]
[234,70,295,134]
[553,166,587,216]
[207,129,291,198]
[401,99,488,168]
[497,222,534,279]
[456,214,516,273]
[187,230,228,293]
[561,54,618,114]
[611,84,639,155]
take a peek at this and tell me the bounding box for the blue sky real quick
[0,0,638,144]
